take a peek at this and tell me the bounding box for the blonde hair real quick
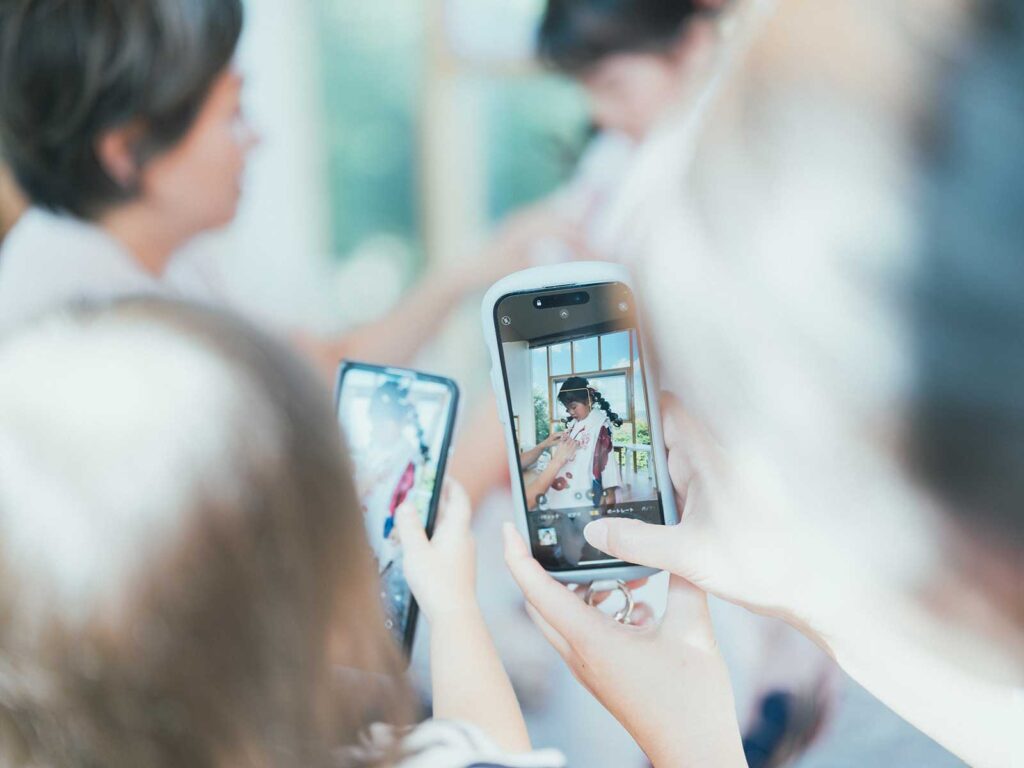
[0,299,412,767]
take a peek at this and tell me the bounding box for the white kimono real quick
[544,408,621,509]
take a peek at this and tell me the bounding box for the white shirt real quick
[0,208,215,333]
[340,720,565,768]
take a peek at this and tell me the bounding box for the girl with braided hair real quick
[542,376,623,510]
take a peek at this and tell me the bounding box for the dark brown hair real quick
[538,0,704,75]
[0,0,243,219]
[558,376,624,427]
[0,299,413,767]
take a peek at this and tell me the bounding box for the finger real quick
[627,602,656,628]
[660,574,716,648]
[583,517,682,574]
[659,391,687,452]
[524,603,573,658]
[659,391,725,478]
[434,479,472,537]
[502,523,611,647]
[394,503,429,559]
[525,605,599,701]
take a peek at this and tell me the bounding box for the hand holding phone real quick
[395,480,477,624]
[502,524,746,767]
[335,362,459,654]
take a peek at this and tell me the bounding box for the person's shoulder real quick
[339,720,566,768]
[0,207,158,331]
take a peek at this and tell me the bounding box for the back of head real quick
[0,299,409,766]
[0,0,242,218]
[539,0,702,75]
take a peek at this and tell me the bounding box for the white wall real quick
[503,341,536,448]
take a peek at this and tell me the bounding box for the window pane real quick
[530,347,550,441]
[633,364,648,424]
[572,337,598,373]
[551,379,563,417]
[589,374,628,420]
[549,343,571,376]
[483,77,589,222]
[600,332,630,370]
[633,332,648,425]
[316,2,423,261]
[531,347,548,392]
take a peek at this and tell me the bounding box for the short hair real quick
[538,0,703,76]
[0,299,411,766]
[0,0,243,219]
[909,0,1024,548]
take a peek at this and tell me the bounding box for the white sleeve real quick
[338,720,567,768]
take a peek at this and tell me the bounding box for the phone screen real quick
[494,281,665,571]
[336,364,457,651]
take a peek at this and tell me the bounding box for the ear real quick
[96,124,144,188]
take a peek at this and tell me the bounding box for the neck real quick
[98,203,190,277]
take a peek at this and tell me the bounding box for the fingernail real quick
[583,520,608,550]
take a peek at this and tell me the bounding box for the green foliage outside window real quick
[534,390,551,443]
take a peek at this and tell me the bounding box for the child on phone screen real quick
[0,298,565,768]
[542,377,623,510]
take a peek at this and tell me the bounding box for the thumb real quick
[660,574,716,649]
[394,503,429,558]
[583,516,683,573]
[436,479,472,533]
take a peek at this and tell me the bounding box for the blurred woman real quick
[527,0,724,262]
[503,1,1022,766]
[0,0,559,367]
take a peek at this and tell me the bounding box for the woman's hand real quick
[503,525,746,768]
[579,393,847,649]
[397,480,476,623]
[471,201,594,287]
[400,481,534,753]
[540,431,564,450]
[549,435,578,469]
[445,199,597,295]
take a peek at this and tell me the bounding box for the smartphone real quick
[335,362,459,653]
[482,262,678,583]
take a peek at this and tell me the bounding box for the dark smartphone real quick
[335,361,459,654]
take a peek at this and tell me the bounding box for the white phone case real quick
[481,262,678,583]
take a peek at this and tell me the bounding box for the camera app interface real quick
[337,368,454,645]
[495,282,665,571]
